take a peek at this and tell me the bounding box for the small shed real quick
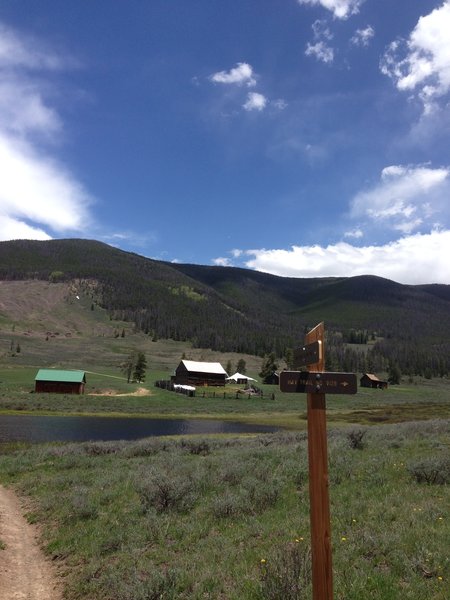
[173,360,227,387]
[360,373,388,389]
[226,372,257,385]
[35,369,86,394]
[264,371,280,385]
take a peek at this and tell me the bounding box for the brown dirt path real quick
[0,485,63,600]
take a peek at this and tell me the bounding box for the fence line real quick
[154,380,268,399]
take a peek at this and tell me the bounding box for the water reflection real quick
[0,415,278,443]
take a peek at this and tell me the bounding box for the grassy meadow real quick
[0,363,449,599]
[0,421,448,599]
[0,281,449,598]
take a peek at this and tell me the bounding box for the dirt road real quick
[0,485,62,600]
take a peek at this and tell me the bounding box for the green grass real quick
[0,421,448,599]
[0,366,448,430]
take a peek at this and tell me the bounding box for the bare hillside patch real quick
[0,280,111,336]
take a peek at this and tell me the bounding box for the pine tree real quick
[236,358,247,374]
[121,351,137,383]
[133,352,147,383]
[388,362,401,385]
[259,353,279,383]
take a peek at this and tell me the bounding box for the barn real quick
[360,373,388,389]
[35,369,86,394]
[173,360,227,387]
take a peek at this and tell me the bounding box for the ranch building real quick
[35,369,86,394]
[173,360,227,387]
[360,373,388,389]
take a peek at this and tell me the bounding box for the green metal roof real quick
[35,369,86,383]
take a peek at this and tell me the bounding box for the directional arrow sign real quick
[293,340,322,368]
[280,371,357,394]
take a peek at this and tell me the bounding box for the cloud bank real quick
[216,162,450,284]
[0,21,92,241]
[350,164,449,234]
[381,1,450,114]
[242,230,450,284]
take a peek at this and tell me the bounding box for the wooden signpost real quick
[279,322,357,600]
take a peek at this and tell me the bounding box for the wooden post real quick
[305,322,333,600]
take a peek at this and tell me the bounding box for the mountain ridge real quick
[0,238,449,376]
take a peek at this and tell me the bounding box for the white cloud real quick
[0,79,61,136]
[350,164,449,233]
[212,257,233,267]
[305,41,334,63]
[0,214,51,240]
[312,19,333,41]
[210,62,256,87]
[101,230,158,249]
[243,92,267,112]
[298,0,364,20]
[305,18,334,63]
[0,20,93,241]
[244,230,450,284]
[0,22,69,70]
[0,133,91,235]
[272,99,288,110]
[351,25,374,47]
[344,228,363,239]
[380,2,450,113]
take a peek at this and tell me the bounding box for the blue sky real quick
[0,0,449,284]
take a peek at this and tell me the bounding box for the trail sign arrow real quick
[280,371,357,395]
[293,340,322,368]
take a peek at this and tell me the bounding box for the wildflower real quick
[260,559,266,564]
[341,537,347,541]
[437,576,443,581]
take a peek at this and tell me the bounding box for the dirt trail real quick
[88,386,151,397]
[0,485,62,600]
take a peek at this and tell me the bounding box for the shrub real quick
[347,429,367,450]
[137,469,198,513]
[80,562,182,600]
[69,486,98,520]
[211,489,250,519]
[407,454,450,485]
[82,441,125,455]
[180,439,210,456]
[243,476,280,513]
[211,476,280,519]
[123,438,166,457]
[329,451,355,484]
[219,461,246,486]
[259,541,311,600]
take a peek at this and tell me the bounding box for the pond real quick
[0,414,278,443]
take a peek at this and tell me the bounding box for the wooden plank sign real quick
[293,340,322,368]
[280,371,357,394]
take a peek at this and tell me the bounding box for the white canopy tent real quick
[226,372,256,383]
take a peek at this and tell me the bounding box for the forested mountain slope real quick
[0,239,449,375]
